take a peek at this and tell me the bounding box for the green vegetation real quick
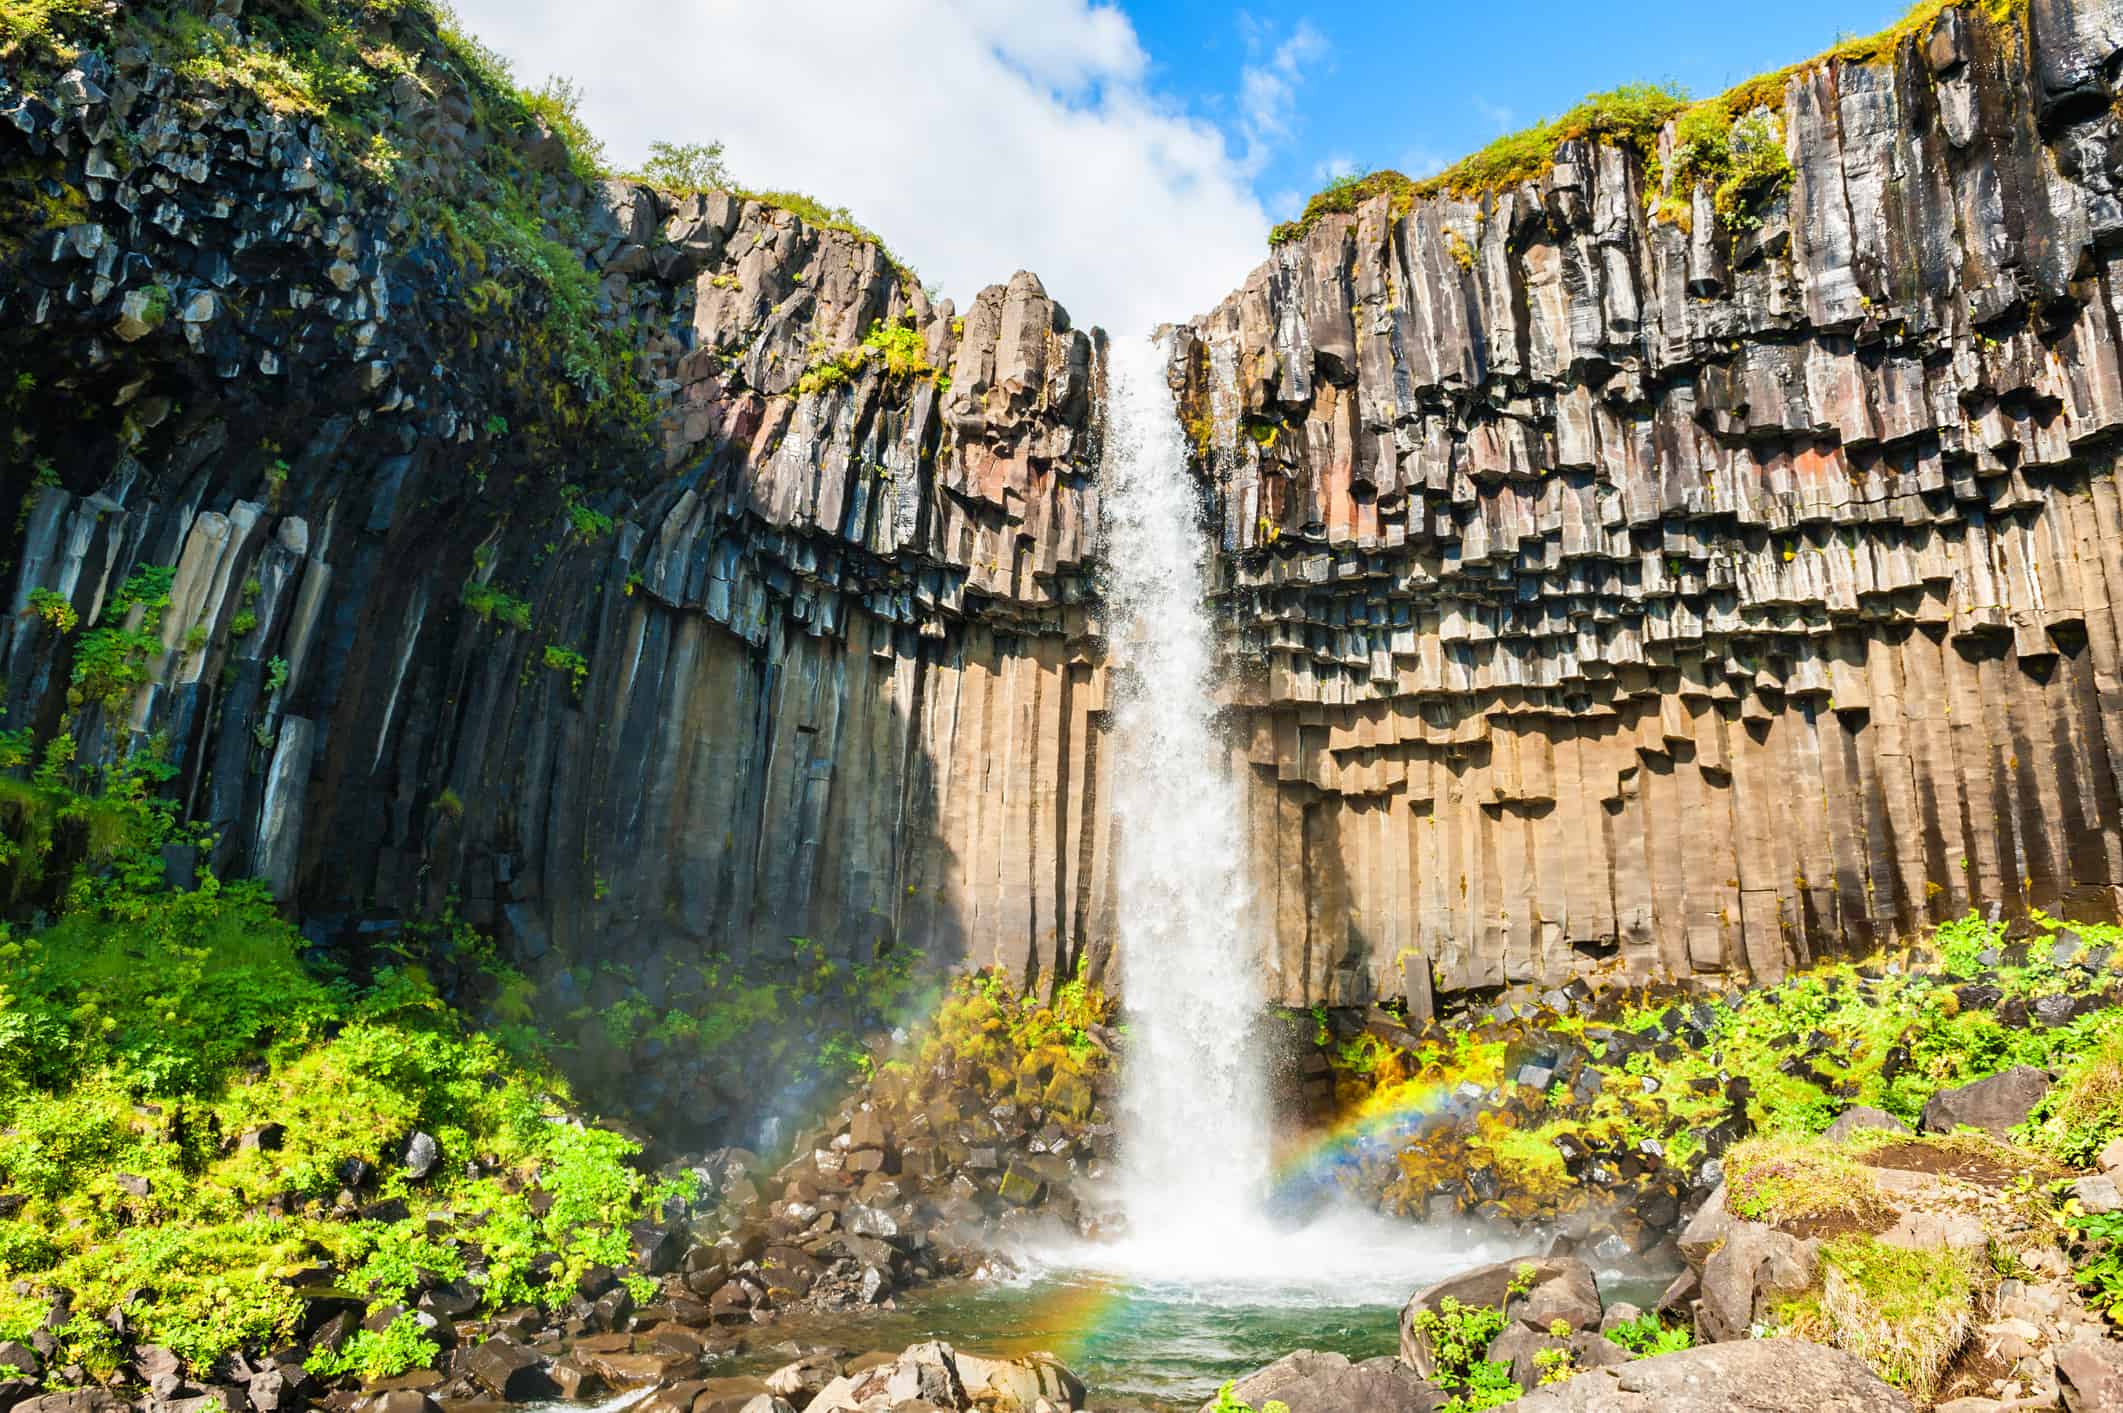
[67,564,175,714]
[303,1311,437,1382]
[1652,106,1794,230]
[1723,1133,1885,1226]
[542,643,588,695]
[1817,1236,1977,1400]
[1605,1309,1693,1358]
[24,587,74,634]
[1267,0,2026,245]
[463,578,533,630]
[796,317,944,397]
[1322,909,2123,1228]
[627,136,917,284]
[1408,1264,1536,1413]
[0,744,688,1380]
[2020,1023,2123,1164]
[634,139,730,193]
[2066,1208,2123,1321]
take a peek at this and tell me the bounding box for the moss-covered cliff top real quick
[1266,0,2027,246]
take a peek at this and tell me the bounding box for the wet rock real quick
[460,1336,556,1402]
[764,1352,842,1403]
[1401,1258,1594,1376]
[1207,1349,1440,1413]
[1920,1067,2052,1140]
[1510,1339,1912,1410]
[804,1341,1081,1413]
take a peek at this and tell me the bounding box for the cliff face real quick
[1175,0,2123,1014]
[0,1,1108,1135]
[9,0,2123,1070]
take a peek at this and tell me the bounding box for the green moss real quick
[541,643,588,695]
[1651,104,1794,231]
[462,579,532,630]
[1819,1236,1977,1400]
[795,317,940,397]
[1723,1133,1886,1226]
[1269,169,1420,246]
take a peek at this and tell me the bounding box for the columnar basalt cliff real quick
[10,0,2123,1071]
[1175,0,2123,1014]
[0,2,1108,1133]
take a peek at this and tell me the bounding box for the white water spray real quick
[1060,334,1510,1296]
[1100,334,1271,1245]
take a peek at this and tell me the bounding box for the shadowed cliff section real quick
[1175,0,2123,1014]
[0,0,1110,1142]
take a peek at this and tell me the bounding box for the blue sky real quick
[1126,1,1911,223]
[450,0,1915,332]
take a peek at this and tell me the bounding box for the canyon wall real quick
[1175,0,2123,1013]
[11,0,2123,1057]
[0,2,1110,1134]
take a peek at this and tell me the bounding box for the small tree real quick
[639,139,729,193]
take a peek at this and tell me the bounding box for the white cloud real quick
[1472,96,1517,134]
[441,0,1283,333]
[1236,17,1328,167]
[1314,154,1357,182]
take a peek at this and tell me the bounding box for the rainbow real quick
[1266,1076,1463,1208]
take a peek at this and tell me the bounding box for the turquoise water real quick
[739,1271,1405,1410]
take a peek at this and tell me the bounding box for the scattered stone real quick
[460,1336,555,1402]
[1919,1068,2052,1140]
[1821,1107,1911,1144]
[1205,1350,1440,1413]
[1510,1340,1913,1410]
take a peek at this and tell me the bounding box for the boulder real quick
[804,1341,1082,1413]
[1522,1264,1603,1334]
[1675,1186,1734,1267]
[2058,1337,2123,1413]
[1919,1067,2051,1139]
[1400,1258,1593,1375]
[1821,1107,1911,1144]
[1509,1339,1913,1410]
[461,1335,557,1402]
[1696,1225,1818,1343]
[1204,1350,1441,1413]
[764,1352,842,1402]
[9,1396,132,1413]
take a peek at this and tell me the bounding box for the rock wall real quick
[0,0,1113,1098]
[12,0,2123,1049]
[1175,0,2123,1013]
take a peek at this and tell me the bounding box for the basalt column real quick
[1175,0,2123,1015]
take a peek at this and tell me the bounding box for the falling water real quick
[1070,335,1508,1296]
[1099,333,1272,1252]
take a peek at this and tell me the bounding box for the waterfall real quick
[1100,333,1272,1249]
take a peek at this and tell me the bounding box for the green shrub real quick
[1605,1308,1693,1357]
[304,1311,439,1382]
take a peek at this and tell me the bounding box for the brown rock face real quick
[1174,2,2123,1013]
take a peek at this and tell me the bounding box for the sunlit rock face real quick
[1171,1,2123,1013]
[0,3,1108,1141]
[9,0,2123,1128]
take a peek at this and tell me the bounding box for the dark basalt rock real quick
[1919,1065,2053,1139]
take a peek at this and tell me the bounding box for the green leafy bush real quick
[0,755,688,1377]
[304,1312,439,1382]
[1605,1308,1694,1357]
